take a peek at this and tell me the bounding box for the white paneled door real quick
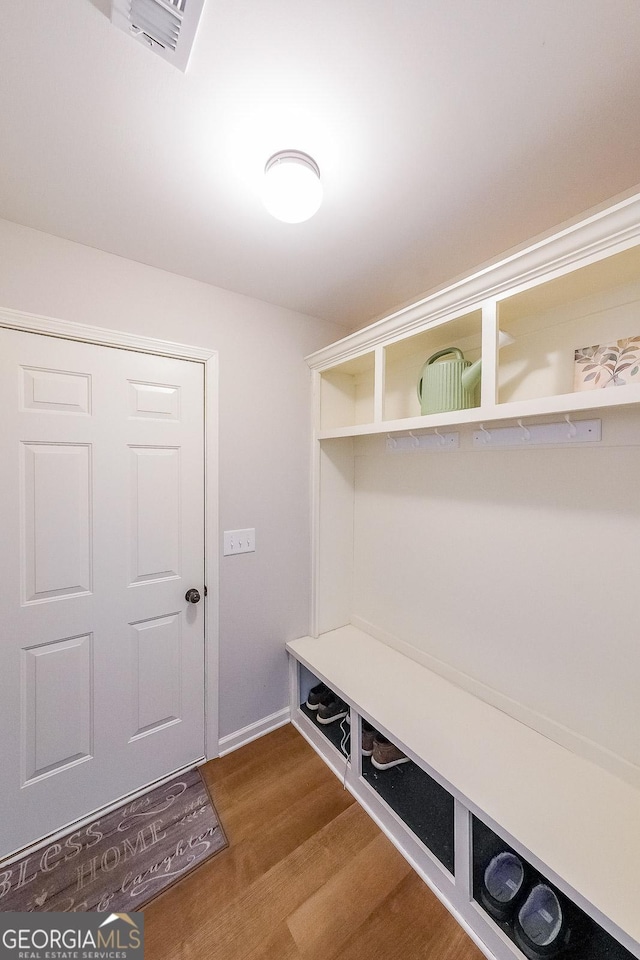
[0,329,206,857]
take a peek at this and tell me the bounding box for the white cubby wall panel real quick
[315,439,355,636]
[350,412,640,784]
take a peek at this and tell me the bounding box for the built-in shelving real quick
[293,190,640,960]
[312,223,640,441]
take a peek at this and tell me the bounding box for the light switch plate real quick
[223,528,256,556]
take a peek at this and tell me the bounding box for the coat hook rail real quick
[472,418,601,449]
[387,430,460,452]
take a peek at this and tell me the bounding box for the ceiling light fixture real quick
[263,151,322,224]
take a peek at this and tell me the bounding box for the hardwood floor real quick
[144,724,485,960]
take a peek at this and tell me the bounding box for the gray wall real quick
[0,217,346,741]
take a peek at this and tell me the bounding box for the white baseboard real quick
[218,707,291,756]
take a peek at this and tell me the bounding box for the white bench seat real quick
[287,624,640,951]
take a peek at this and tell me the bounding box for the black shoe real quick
[305,682,332,710]
[513,883,581,959]
[316,697,349,724]
[480,850,529,923]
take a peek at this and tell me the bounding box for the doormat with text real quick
[0,767,228,913]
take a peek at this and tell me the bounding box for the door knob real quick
[185,588,201,604]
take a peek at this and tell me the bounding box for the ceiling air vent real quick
[111,0,206,72]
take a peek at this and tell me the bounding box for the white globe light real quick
[263,151,323,224]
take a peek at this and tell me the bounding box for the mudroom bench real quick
[287,625,640,960]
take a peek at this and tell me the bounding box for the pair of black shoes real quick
[305,682,348,725]
[481,851,583,959]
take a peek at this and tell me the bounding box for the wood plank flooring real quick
[144,724,485,960]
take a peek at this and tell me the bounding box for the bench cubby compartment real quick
[472,816,635,960]
[361,750,455,874]
[297,664,351,761]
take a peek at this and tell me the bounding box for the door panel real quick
[128,380,180,420]
[21,366,92,415]
[23,633,93,782]
[129,446,181,583]
[130,613,183,740]
[22,442,93,602]
[0,328,205,857]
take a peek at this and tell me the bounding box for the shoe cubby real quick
[383,309,482,422]
[472,816,635,960]
[319,351,375,431]
[361,741,455,874]
[297,665,351,761]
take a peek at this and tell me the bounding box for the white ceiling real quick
[1,1,640,330]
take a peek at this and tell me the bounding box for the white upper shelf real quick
[317,383,640,439]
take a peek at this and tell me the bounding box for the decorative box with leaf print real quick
[573,336,640,391]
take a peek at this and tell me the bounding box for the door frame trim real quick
[0,305,220,760]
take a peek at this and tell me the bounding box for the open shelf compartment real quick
[497,244,640,407]
[319,351,375,431]
[383,310,482,421]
